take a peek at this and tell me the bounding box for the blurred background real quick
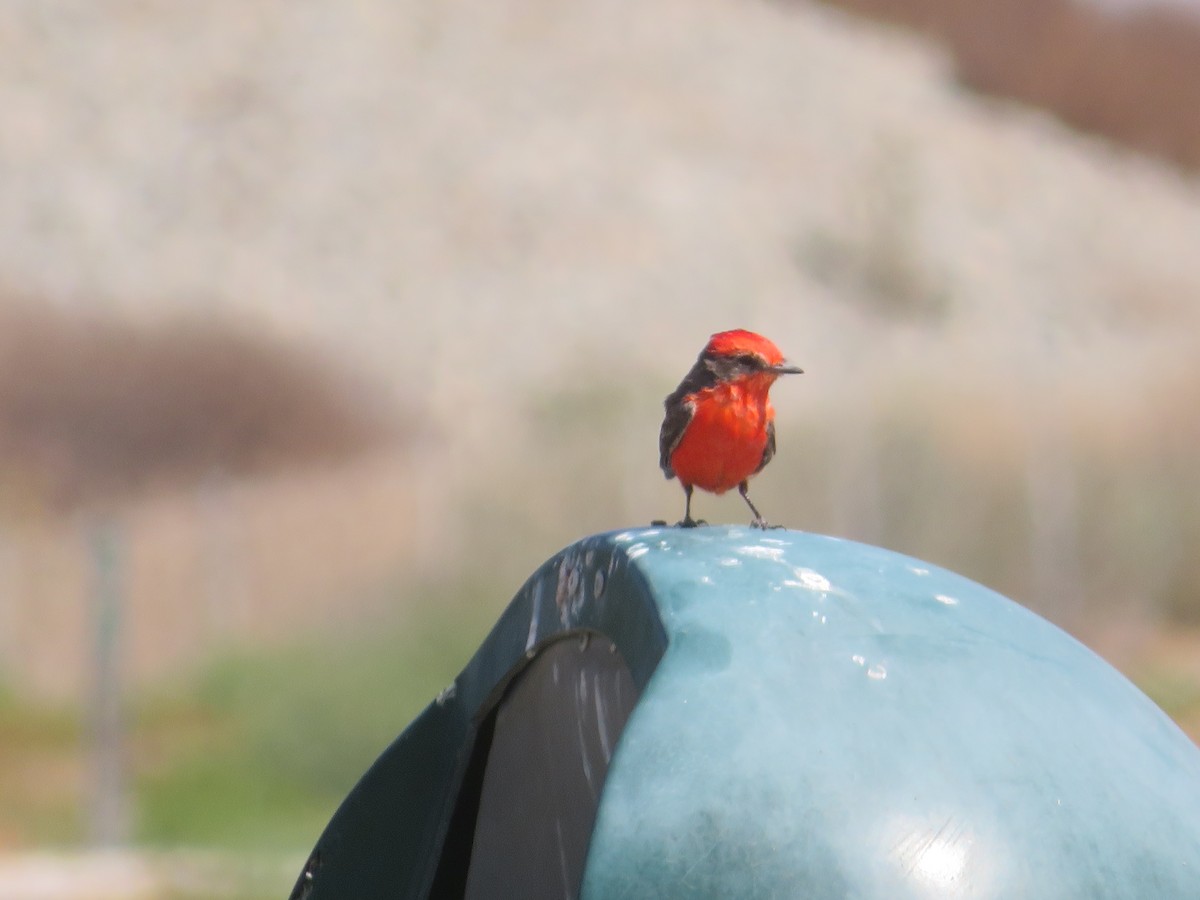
[2,0,1200,896]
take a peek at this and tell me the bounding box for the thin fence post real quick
[87,514,129,847]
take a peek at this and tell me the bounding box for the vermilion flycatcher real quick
[659,329,803,529]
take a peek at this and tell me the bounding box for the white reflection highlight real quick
[913,835,968,887]
[794,567,831,590]
[885,814,979,897]
[737,544,785,561]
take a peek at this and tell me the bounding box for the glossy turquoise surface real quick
[582,526,1200,899]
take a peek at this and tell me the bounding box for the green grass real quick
[134,578,501,851]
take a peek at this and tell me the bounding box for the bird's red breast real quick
[668,378,775,494]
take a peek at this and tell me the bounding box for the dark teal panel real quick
[292,531,668,899]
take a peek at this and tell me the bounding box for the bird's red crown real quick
[703,329,787,366]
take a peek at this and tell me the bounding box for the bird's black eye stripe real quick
[701,350,765,379]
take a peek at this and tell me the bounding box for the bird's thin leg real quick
[676,484,706,528]
[740,481,770,529]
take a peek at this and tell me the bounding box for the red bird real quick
[659,330,803,528]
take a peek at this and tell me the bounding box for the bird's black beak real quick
[770,361,804,375]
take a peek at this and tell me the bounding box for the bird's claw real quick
[675,517,708,528]
[750,518,786,530]
[650,519,668,527]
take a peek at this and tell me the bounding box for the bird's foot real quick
[650,519,668,527]
[675,517,708,528]
[750,517,786,530]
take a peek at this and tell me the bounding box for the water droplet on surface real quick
[934,594,959,606]
[867,663,887,680]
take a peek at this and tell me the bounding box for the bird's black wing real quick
[659,397,694,479]
[753,418,777,475]
[659,357,717,479]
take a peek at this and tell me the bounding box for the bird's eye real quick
[736,353,761,368]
